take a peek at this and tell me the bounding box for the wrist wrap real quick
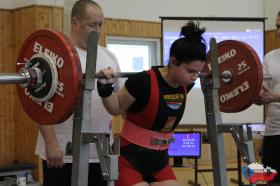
[97,82,114,98]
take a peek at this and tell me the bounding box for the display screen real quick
[162,19,264,88]
[168,132,201,158]
[163,31,263,68]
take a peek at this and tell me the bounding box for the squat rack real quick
[69,32,257,186]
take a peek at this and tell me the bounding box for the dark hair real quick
[169,21,207,66]
[71,0,101,21]
[278,11,280,17]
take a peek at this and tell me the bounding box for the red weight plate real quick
[16,29,82,124]
[202,40,263,113]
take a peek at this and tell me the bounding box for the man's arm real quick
[38,125,64,168]
[255,86,280,105]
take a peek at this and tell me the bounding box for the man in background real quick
[35,0,121,185]
[255,11,280,186]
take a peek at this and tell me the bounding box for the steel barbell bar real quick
[0,70,272,86]
[0,70,232,86]
[0,73,29,84]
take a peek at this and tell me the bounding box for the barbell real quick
[0,29,264,124]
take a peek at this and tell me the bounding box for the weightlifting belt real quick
[121,120,174,150]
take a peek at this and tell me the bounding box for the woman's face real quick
[171,60,205,86]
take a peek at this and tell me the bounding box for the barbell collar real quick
[19,67,41,88]
[0,67,43,88]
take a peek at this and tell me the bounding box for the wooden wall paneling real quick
[265,30,280,54]
[104,18,161,38]
[100,18,161,46]
[13,6,38,166]
[0,10,16,165]
[34,6,64,32]
[13,6,36,57]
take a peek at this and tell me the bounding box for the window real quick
[106,36,160,72]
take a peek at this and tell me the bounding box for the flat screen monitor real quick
[168,132,201,166]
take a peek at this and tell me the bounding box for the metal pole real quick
[195,158,198,186]
[203,37,228,186]
[71,30,99,186]
[0,73,28,84]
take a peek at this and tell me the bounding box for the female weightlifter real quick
[97,21,207,186]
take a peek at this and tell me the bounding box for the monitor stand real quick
[173,157,183,167]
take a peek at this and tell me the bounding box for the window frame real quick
[106,36,161,72]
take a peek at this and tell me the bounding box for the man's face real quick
[75,5,104,50]
[276,15,280,38]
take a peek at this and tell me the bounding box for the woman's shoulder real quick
[126,71,150,85]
